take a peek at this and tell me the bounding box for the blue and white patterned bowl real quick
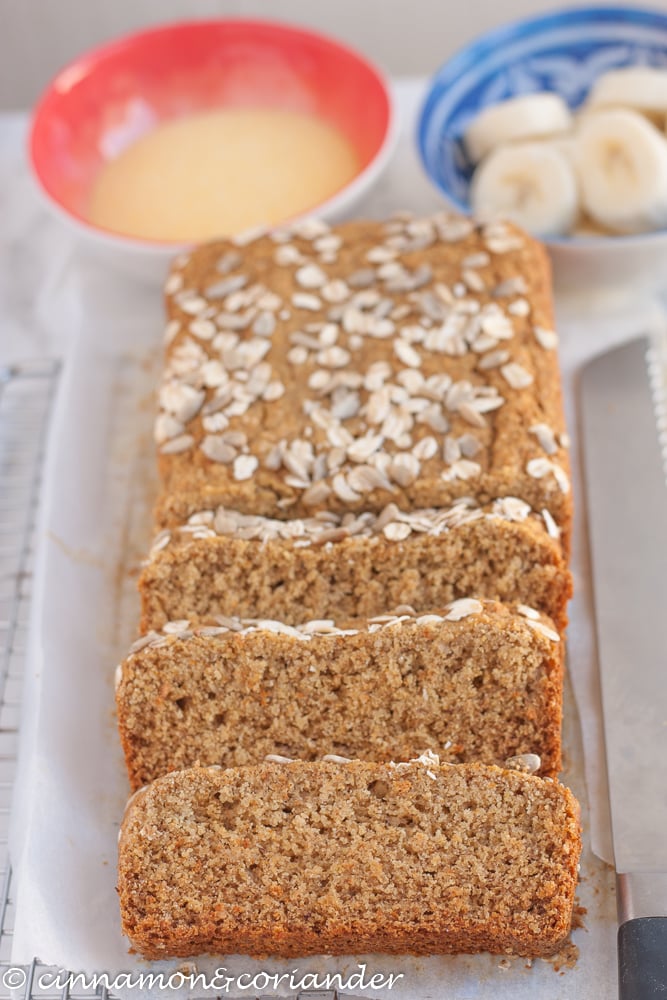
[417,5,667,296]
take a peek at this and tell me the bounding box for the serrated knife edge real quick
[580,335,667,998]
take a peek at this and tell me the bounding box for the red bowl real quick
[29,18,396,258]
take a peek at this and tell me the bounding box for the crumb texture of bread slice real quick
[117,601,563,788]
[118,760,582,960]
[139,500,571,633]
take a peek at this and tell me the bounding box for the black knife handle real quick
[619,917,667,999]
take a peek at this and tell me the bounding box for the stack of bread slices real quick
[116,213,581,962]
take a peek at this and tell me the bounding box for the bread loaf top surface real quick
[156,214,571,533]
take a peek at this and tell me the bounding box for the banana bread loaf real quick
[155,214,572,548]
[118,756,581,960]
[138,497,571,632]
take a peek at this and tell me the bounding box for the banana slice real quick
[586,66,667,117]
[470,141,579,237]
[576,109,667,233]
[464,93,573,163]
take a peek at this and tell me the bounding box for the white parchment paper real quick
[10,80,665,999]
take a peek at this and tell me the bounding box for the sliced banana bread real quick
[118,757,581,959]
[138,497,571,632]
[117,599,563,789]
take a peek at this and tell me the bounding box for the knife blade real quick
[580,335,667,1000]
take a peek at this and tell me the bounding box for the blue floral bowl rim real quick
[416,3,667,248]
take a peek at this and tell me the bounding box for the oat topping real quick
[164,272,183,295]
[443,598,484,621]
[189,318,217,340]
[442,458,483,482]
[162,618,190,634]
[382,521,412,541]
[292,292,322,311]
[201,436,235,464]
[233,454,258,481]
[529,423,558,455]
[508,298,530,317]
[163,319,180,345]
[261,753,455,769]
[390,749,444,779]
[205,273,247,299]
[541,508,561,540]
[534,326,559,350]
[322,279,351,303]
[516,604,541,621]
[478,349,510,371]
[155,413,185,444]
[157,214,568,514]
[159,433,195,455]
[147,494,554,557]
[526,458,570,494]
[493,276,527,297]
[125,597,509,655]
[500,362,534,390]
[525,619,561,643]
[296,264,327,289]
[505,753,542,774]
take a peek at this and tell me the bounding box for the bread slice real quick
[117,599,563,789]
[138,497,572,633]
[118,757,581,959]
[156,215,571,549]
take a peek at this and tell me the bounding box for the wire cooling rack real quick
[0,360,366,1000]
[0,360,61,997]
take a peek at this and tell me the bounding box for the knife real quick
[580,336,667,999]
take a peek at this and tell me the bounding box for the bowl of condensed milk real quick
[29,19,396,279]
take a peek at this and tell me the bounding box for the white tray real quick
[3,236,623,1000]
